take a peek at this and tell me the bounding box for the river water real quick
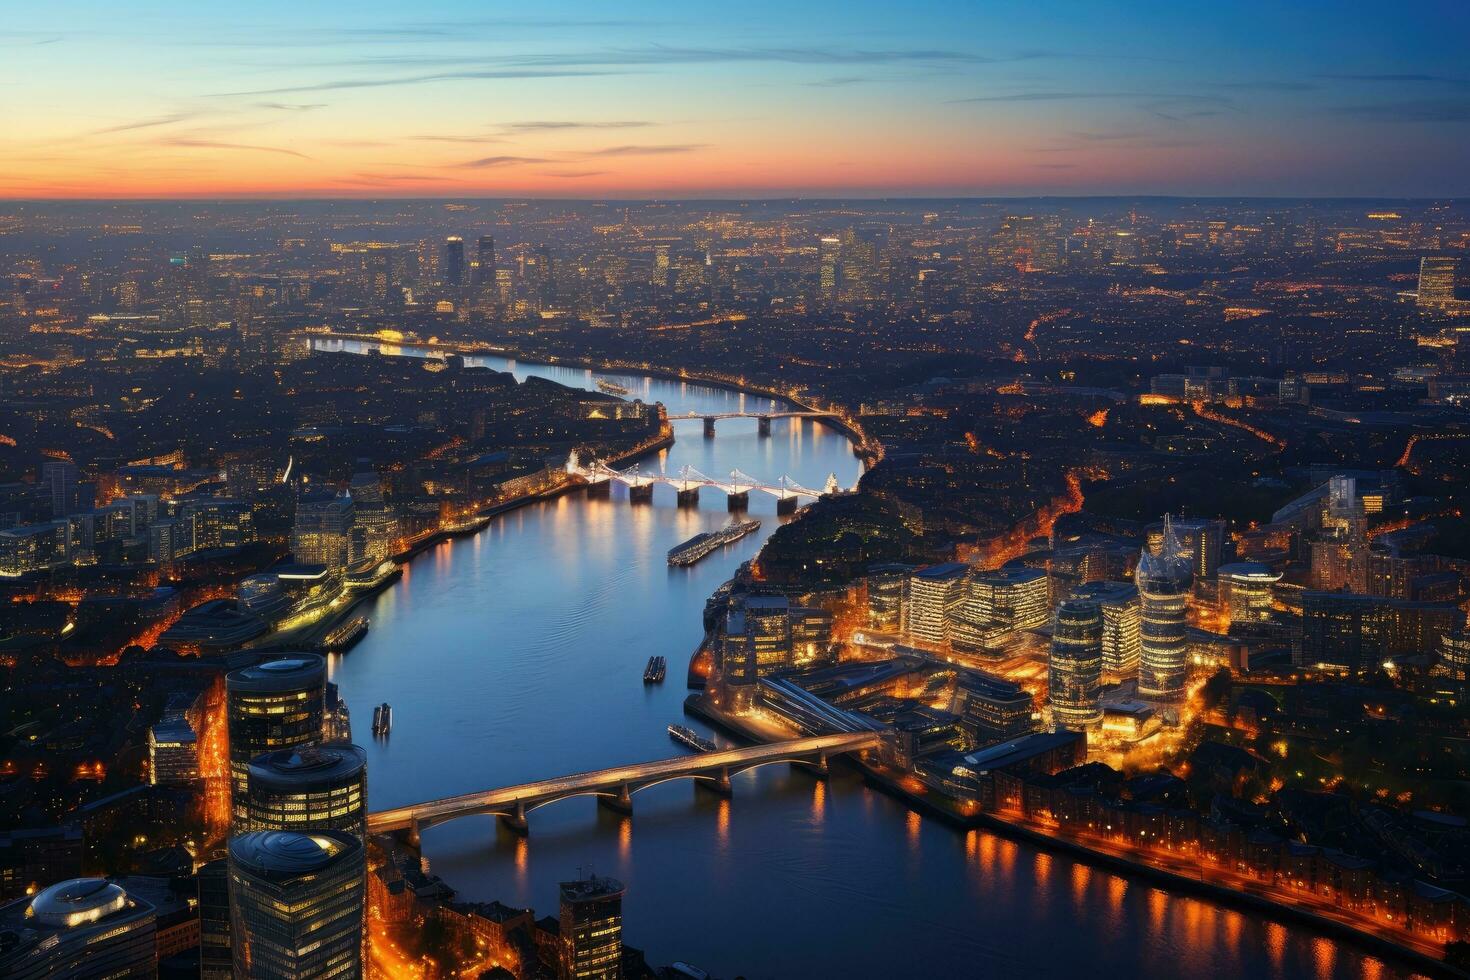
[314,338,1416,980]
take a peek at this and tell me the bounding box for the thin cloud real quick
[952,91,1231,105]
[91,112,198,135]
[255,102,327,111]
[537,170,609,178]
[163,138,311,159]
[412,135,509,144]
[1320,73,1470,87]
[452,155,552,168]
[208,69,627,98]
[504,120,653,132]
[1205,81,1317,92]
[580,143,706,157]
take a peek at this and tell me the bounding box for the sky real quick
[1,0,1468,199]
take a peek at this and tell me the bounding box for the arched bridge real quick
[366,731,882,839]
[665,410,837,438]
[566,451,845,512]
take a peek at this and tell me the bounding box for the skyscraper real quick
[226,655,326,826]
[818,236,841,301]
[1049,598,1104,733]
[443,236,466,287]
[198,859,233,980]
[291,489,354,570]
[245,743,367,836]
[905,562,967,648]
[1071,581,1141,684]
[1417,255,1459,308]
[1137,516,1193,703]
[0,878,157,980]
[558,874,625,980]
[949,566,1050,653]
[228,831,364,979]
[474,234,497,289]
[42,459,78,518]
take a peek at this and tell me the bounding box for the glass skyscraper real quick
[1137,516,1193,703]
[1050,598,1104,733]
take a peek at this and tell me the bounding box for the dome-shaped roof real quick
[29,878,128,928]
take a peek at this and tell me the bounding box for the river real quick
[313,337,1418,980]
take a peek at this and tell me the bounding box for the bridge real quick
[665,409,839,438]
[366,731,882,840]
[567,451,843,513]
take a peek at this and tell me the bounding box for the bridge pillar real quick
[585,478,611,499]
[700,766,734,796]
[703,417,717,439]
[776,494,798,516]
[807,751,831,778]
[628,483,654,504]
[499,801,528,836]
[676,486,700,508]
[599,783,634,815]
[726,491,749,512]
[757,415,772,437]
[401,820,422,849]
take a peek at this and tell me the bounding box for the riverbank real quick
[683,692,1464,980]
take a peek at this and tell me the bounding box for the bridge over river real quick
[367,732,882,839]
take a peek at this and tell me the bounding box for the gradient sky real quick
[2,0,1468,199]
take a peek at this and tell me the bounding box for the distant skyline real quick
[2,0,1468,199]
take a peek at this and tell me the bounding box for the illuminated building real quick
[474,234,497,289]
[347,469,396,565]
[198,859,232,980]
[1417,255,1459,308]
[148,718,198,785]
[1301,592,1457,674]
[904,563,967,648]
[227,831,364,980]
[1218,562,1282,626]
[443,236,466,287]
[291,489,354,570]
[866,563,912,632]
[958,670,1037,746]
[1049,598,1104,733]
[0,878,156,980]
[245,743,367,835]
[1137,516,1192,703]
[1441,629,1470,681]
[1147,516,1225,579]
[818,236,841,301]
[42,459,78,518]
[226,655,326,826]
[948,567,1049,654]
[1071,581,1140,683]
[558,874,625,980]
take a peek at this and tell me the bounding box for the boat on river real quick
[596,378,630,396]
[643,656,666,683]
[323,616,368,652]
[668,724,716,753]
[667,519,761,567]
[372,702,393,736]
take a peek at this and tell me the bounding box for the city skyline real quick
[3,0,1469,199]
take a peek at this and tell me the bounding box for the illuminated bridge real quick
[366,731,882,839]
[665,409,839,437]
[566,451,844,512]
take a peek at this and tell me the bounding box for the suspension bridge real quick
[566,451,843,513]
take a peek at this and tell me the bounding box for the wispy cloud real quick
[579,143,706,157]
[254,102,327,112]
[504,120,653,132]
[452,155,552,169]
[209,69,626,98]
[537,170,609,178]
[91,112,199,135]
[1320,73,1470,87]
[952,90,1230,105]
[162,138,311,159]
[412,134,509,144]
[1205,80,1317,92]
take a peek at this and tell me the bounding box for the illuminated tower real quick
[226,656,326,827]
[228,831,364,980]
[1072,581,1141,684]
[1050,598,1104,733]
[1136,515,1193,703]
[818,236,841,301]
[443,236,466,287]
[558,874,625,980]
[1417,256,1458,308]
[245,743,367,836]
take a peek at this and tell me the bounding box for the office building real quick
[1072,581,1141,683]
[818,236,841,301]
[1049,599,1104,733]
[866,563,912,632]
[1137,516,1193,703]
[148,718,198,785]
[474,234,497,289]
[291,489,354,570]
[228,831,364,979]
[949,566,1049,653]
[226,655,326,826]
[1301,592,1457,674]
[558,874,625,980]
[198,858,232,980]
[958,670,1037,746]
[245,743,367,835]
[0,877,156,980]
[905,563,967,648]
[443,236,466,287]
[1218,562,1282,626]
[1441,629,1470,681]
[1147,516,1226,580]
[1418,255,1459,308]
[42,459,79,518]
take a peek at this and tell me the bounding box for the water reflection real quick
[319,339,1419,979]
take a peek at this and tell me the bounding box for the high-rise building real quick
[1417,255,1459,308]
[0,877,156,980]
[443,236,466,287]
[1218,562,1282,626]
[1137,516,1193,703]
[958,670,1037,746]
[148,718,199,785]
[292,489,354,570]
[1049,599,1104,733]
[818,236,841,301]
[905,562,967,648]
[42,460,78,518]
[245,743,367,836]
[949,567,1050,653]
[228,831,364,979]
[866,563,912,632]
[198,858,232,980]
[226,655,326,826]
[1071,581,1141,683]
[1147,517,1226,579]
[474,234,497,289]
[1301,592,1457,674]
[558,874,625,980]
[1441,628,1470,682]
